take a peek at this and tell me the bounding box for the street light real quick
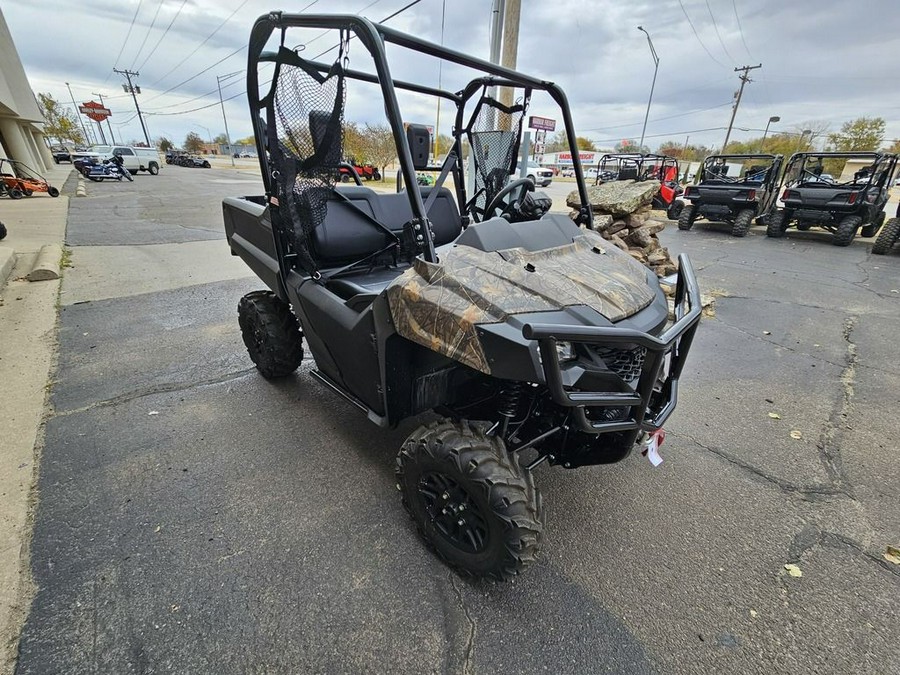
[637,26,659,153]
[64,81,91,146]
[760,115,780,151]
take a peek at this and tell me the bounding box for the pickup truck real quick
[71,145,162,175]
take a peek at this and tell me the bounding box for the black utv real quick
[594,153,683,218]
[678,153,783,237]
[223,11,701,580]
[767,152,898,246]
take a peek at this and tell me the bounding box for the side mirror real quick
[406,124,431,170]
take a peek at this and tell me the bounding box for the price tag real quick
[642,429,666,467]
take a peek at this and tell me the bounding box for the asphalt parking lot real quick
[14,164,900,674]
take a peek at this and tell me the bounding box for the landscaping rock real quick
[567,180,660,216]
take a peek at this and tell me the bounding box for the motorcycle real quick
[82,154,133,182]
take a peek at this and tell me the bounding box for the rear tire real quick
[202,161,211,168]
[148,162,159,175]
[861,211,885,238]
[766,209,788,238]
[238,291,304,378]
[396,420,544,580]
[666,200,684,220]
[833,215,861,247]
[9,188,22,199]
[677,204,696,231]
[872,217,900,255]
[731,208,755,237]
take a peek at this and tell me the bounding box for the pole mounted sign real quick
[527,116,556,132]
[79,101,112,122]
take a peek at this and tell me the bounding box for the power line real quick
[313,0,423,60]
[732,0,754,60]
[301,0,384,47]
[145,0,251,89]
[589,126,729,145]
[581,102,732,132]
[135,0,189,72]
[106,0,144,83]
[130,0,166,70]
[677,0,727,69]
[142,45,246,105]
[705,0,735,63]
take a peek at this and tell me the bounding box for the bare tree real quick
[362,123,397,175]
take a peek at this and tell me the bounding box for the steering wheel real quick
[484,178,535,219]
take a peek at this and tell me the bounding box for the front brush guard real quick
[523,254,701,434]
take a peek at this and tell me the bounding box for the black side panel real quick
[222,197,284,298]
[292,281,384,413]
[454,212,582,252]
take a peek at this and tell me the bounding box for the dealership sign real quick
[528,116,556,132]
[557,151,598,165]
[79,101,112,122]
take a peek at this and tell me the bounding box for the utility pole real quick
[637,26,659,152]
[498,0,520,128]
[114,68,151,147]
[93,92,117,145]
[217,72,239,167]
[722,63,761,152]
[64,82,90,146]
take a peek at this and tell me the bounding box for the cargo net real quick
[267,52,346,272]
[464,88,530,219]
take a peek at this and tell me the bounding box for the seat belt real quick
[423,150,458,215]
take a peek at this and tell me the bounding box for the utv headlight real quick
[556,341,576,362]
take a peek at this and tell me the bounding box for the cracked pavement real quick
[14,169,900,674]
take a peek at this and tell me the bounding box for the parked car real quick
[49,146,71,163]
[523,161,553,187]
[72,145,162,175]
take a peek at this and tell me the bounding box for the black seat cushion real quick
[310,186,461,266]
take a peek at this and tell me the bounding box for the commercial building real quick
[0,7,54,172]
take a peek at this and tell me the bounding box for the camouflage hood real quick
[386,229,656,374]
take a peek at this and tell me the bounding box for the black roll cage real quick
[781,151,898,189]
[594,152,679,185]
[246,12,594,269]
[697,153,781,184]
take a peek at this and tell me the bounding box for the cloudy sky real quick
[5,0,900,151]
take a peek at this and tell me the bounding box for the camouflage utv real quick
[223,11,702,579]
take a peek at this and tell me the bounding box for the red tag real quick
[270,196,280,206]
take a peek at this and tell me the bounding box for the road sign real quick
[79,101,112,122]
[528,116,556,132]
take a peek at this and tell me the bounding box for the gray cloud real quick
[6,0,900,148]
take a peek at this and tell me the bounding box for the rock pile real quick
[567,181,678,277]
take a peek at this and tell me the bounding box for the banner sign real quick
[528,116,556,132]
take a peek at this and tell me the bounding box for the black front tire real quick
[203,161,211,168]
[861,211,885,238]
[0,222,6,240]
[766,209,788,238]
[9,188,23,199]
[48,187,60,197]
[732,208,755,237]
[148,162,159,175]
[396,421,544,580]
[238,291,304,378]
[677,204,696,231]
[833,215,861,247]
[872,217,900,255]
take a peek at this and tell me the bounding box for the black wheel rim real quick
[417,472,489,554]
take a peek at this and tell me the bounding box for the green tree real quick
[157,137,173,152]
[234,135,256,146]
[575,136,596,151]
[184,131,204,153]
[213,133,229,145]
[827,117,885,152]
[37,93,84,145]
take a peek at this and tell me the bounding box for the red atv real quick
[594,153,682,217]
[339,160,382,182]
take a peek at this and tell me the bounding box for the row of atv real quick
[673,151,898,251]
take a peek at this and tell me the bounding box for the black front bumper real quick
[522,254,701,434]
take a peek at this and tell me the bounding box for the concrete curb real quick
[76,176,86,198]
[0,246,16,287]
[26,243,63,282]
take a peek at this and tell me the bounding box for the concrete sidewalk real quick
[0,166,72,674]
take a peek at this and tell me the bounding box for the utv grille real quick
[585,345,647,381]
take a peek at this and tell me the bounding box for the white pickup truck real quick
[71,145,163,175]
